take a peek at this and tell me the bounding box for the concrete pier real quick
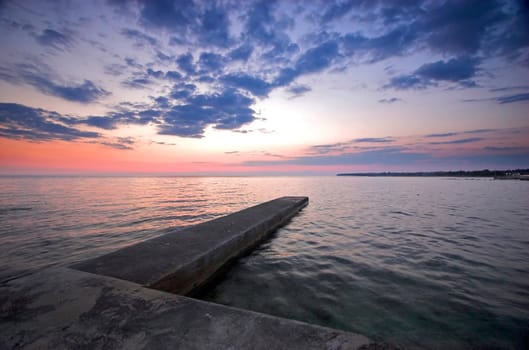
[0,197,395,349]
[73,196,309,295]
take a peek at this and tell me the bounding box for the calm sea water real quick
[1,176,528,349]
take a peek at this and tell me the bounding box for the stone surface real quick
[0,267,374,350]
[72,196,309,295]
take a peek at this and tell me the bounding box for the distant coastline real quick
[337,169,529,180]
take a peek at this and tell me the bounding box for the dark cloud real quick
[420,0,506,55]
[309,142,349,155]
[354,137,394,143]
[0,103,99,141]
[169,83,196,100]
[385,56,480,90]
[35,29,73,50]
[425,129,498,138]
[484,146,528,152]
[82,116,118,130]
[385,74,427,90]
[228,44,253,62]
[416,56,479,81]
[295,40,340,75]
[122,77,152,89]
[121,68,169,89]
[489,85,529,92]
[274,40,339,86]
[198,52,224,73]
[159,88,256,137]
[138,0,231,47]
[429,137,483,145]
[220,73,272,97]
[463,93,529,104]
[23,74,109,103]
[124,58,143,69]
[364,25,418,62]
[320,0,355,23]
[156,51,173,61]
[100,141,133,150]
[165,70,182,81]
[378,97,401,104]
[121,28,158,47]
[496,93,529,104]
[104,63,127,76]
[176,53,195,75]
[146,68,164,79]
[425,132,459,138]
[464,129,498,134]
[244,0,279,45]
[287,85,311,97]
[199,4,231,47]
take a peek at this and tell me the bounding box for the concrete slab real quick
[72,197,309,295]
[0,267,379,350]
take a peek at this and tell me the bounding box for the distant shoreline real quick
[337,169,529,179]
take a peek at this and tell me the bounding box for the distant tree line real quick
[336,169,529,177]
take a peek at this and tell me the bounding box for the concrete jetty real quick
[73,196,309,295]
[0,197,392,349]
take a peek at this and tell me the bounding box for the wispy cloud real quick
[429,137,483,145]
[0,63,109,103]
[35,28,73,50]
[0,103,99,141]
[385,56,480,90]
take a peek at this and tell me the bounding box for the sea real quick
[1,176,528,349]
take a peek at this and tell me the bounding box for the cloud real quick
[220,73,272,97]
[274,40,340,86]
[484,146,529,152]
[463,93,529,104]
[81,115,118,130]
[287,85,311,97]
[138,0,231,47]
[176,53,195,75]
[121,28,158,47]
[385,56,480,89]
[0,103,99,141]
[0,63,109,103]
[425,132,459,138]
[354,137,394,143]
[378,97,401,104]
[104,63,127,76]
[228,44,253,62]
[464,129,498,134]
[165,70,182,81]
[158,88,256,137]
[35,29,73,50]
[320,0,355,23]
[429,137,483,145]
[419,0,506,55]
[295,40,340,75]
[121,77,152,89]
[496,93,529,104]
[169,83,196,100]
[26,76,109,103]
[198,52,224,73]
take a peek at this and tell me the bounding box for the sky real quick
[0,0,528,175]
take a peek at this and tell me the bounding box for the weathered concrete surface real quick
[0,267,377,350]
[73,197,309,295]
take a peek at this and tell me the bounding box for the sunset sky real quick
[0,0,528,175]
